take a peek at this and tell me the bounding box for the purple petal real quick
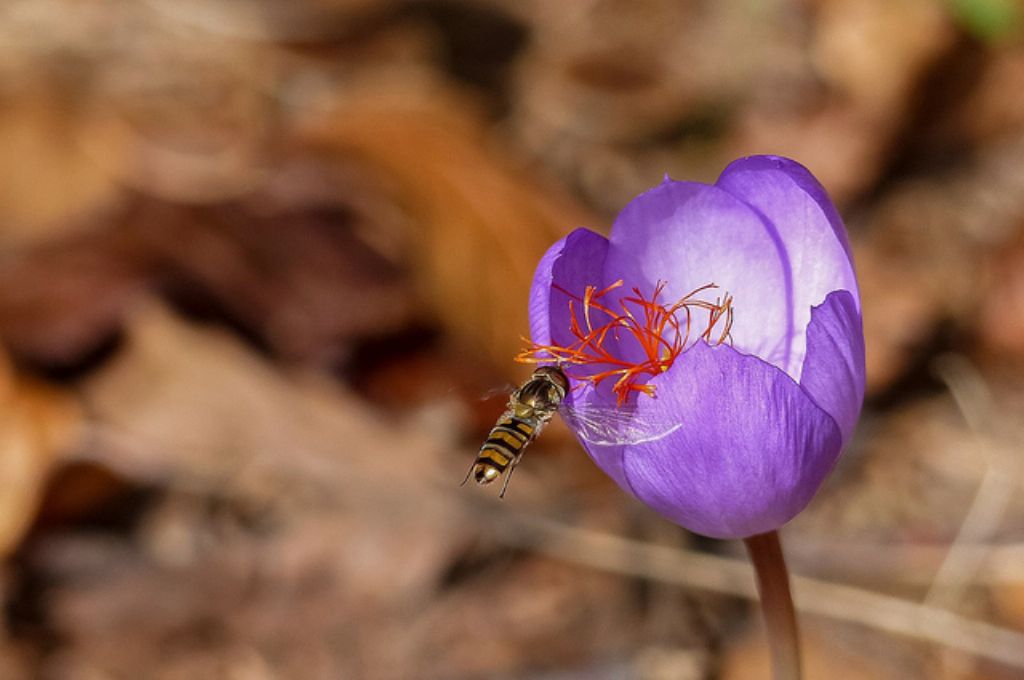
[799,290,865,445]
[715,155,860,377]
[579,343,843,539]
[718,155,856,264]
[602,181,800,376]
[528,228,609,350]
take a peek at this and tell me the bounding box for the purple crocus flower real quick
[523,155,864,539]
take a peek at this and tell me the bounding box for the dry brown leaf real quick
[729,103,892,207]
[721,622,932,680]
[0,358,83,556]
[0,615,33,680]
[992,583,1024,631]
[80,300,452,488]
[0,0,284,206]
[44,302,535,678]
[295,81,600,374]
[512,0,705,144]
[77,300,471,596]
[812,0,954,119]
[0,156,416,369]
[855,237,945,393]
[399,554,647,680]
[978,227,1024,358]
[0,89,124,250]
[957,47,1024,144]
[0,229,147,367]
[731,0,955,203]
[852,136,1024,393]
[129,167,415,362]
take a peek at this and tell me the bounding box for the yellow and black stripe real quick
[476,416,536,475]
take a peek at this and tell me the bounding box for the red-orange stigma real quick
[517,280,734,405]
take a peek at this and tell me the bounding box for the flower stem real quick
[744,530,802,680]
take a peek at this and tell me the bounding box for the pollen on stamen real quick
[517,280,734,405]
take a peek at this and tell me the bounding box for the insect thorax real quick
[511,400,557,422]
[512,371,566,420]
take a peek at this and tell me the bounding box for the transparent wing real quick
[479,383,516,402]
[558,402,682,446]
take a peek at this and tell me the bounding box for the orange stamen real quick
[517,280,734,405]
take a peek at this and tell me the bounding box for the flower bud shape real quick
[525,156,864,539]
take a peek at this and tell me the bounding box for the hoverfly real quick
[463,366,682,497]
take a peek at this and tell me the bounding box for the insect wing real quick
[480,383,516,402]
[558,402,682,446]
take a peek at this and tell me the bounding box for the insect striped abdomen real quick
[479,416,533,473]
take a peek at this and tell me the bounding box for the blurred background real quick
[1,0,1024,678]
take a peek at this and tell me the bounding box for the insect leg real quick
[459,459,475,487]
[497,453,524,498]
